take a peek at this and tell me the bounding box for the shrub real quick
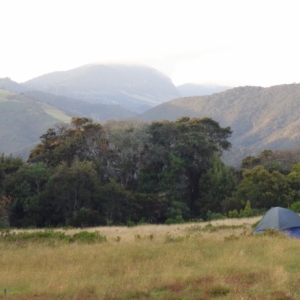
[228,201,253,218]
[289,201,300,213]
[206,210,227,221]
[67,208,100,228]
[2,230,67,243]
[165,215,184,224]
[228,209,239,218]
[126,220,135,227]
[241,200,253,217]
[71,231,107,244]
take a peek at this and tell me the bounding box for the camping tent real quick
[253,207,300,237]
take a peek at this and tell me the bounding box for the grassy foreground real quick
[1,217,300,299]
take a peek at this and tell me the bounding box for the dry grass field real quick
[1,217,300,299]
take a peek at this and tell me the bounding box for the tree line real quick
[1,116,300,228]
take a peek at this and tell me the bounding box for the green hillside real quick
[0,89,71,158]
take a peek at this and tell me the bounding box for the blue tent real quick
[253,207,300,237]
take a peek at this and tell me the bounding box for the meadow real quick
[1,217,300,300]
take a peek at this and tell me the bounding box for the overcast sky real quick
[1,0,300,87]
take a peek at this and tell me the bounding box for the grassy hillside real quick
[0,89,71,158]
[140,84,300,163]
[1,218,300,299]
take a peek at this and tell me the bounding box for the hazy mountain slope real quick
[0,89,71,158]
[140,84,300,154]
[0,78,137,121]
[0,77,28,93]
[24,90,137,121]
[23,64,181,113]
[177,83,231,97]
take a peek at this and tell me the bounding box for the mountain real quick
[0,81,137,158]
[23,64,181,113]
[177,83,231,97]
[0,77,28,93]
[0,89,71,158]
[140,84,300,164]
[0,78,137,121]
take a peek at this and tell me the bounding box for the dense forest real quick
[1,116,300,228]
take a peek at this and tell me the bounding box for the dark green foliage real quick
[236,166,291,209]
[221,196,243,214]
[240,200,253,217]
[98,179,136,225]
[165,215,185,224]
[44,159,99,225]
[199,153,237,218]
[67,208,101,228]
[0,117,238,227]
[29,118,105,167]
[5,116,300,228]
[139,117,232,219]
[228,200,253,218]
[71,231,107,243]
[206,210,226,221]
[228,209,239,218]
[289,201,300,213]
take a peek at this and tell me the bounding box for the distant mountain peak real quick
[23,64,180,113]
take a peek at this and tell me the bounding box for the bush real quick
[126,220,135,227]
[228,209,239,218]
[289,201,300,213]
[206,210,227,221]
[71,231,107,244]
[67,208,100,228]
[165,215,184,225]
[241,200,253,217]
[228,201,253,218]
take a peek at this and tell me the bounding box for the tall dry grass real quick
[1,217,300,299]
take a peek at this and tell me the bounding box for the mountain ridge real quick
[140,83,300,163]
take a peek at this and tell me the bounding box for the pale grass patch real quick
[2,216,300,299]
[54,215,262,242]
